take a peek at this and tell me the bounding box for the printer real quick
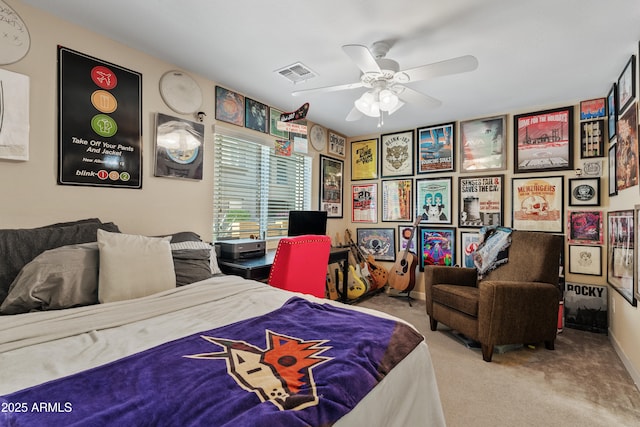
[216,238,266,260]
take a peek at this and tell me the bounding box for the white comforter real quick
[0,276,445,426]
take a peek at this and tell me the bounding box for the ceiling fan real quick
[292,41,478,125]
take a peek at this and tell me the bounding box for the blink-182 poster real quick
[57,46,142,188]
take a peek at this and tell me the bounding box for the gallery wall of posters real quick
[57,46,142,188]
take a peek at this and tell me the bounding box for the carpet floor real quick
[357,292,640,427]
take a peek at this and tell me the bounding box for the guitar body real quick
[387,250,418,292]
[347,265,368,299]
[366,254,388,290]
[326,266,339,300]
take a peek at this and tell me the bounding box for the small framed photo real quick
[356,228,396,262]
[351,138,379,180]
[319,155,344,218]
[567,210,604,244]
[607,209,636,306]
[607,83,618,139]
[398,224,418,254]
[579,119,605,158]
[269,107,289,139]
[328,131,346,158]
[154,113,204,180]
[244,98,268,133]
[381,179,413,222]
[459,115,506,172]
[617,55,636,115]
[608,141,618,196]
[511,175,564,232]
[568,245,602,276]
[460,230,480,268]
[381,130,414,177]
[352,183,377,223]
[416,122,455,173]
[418,227,456,270]
[215,86,244,127]
[569,177,600,207]
[579,98,606,120]
[514,106,573,173]
[458,175,504,228]
[415,177,452,225]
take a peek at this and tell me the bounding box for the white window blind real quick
[212,132,311,241]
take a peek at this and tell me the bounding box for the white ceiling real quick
[22,0,640,137]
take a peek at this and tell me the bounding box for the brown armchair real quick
[424,230,563,362]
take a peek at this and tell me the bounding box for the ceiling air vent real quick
[275,62,317,84]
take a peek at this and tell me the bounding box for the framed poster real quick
[154,113,204,180]
[511,176,564,232]
[458,175,504,228]
[615,102,638,191]
[608,141,618,196]
[460,230,480,268]
[351,138,378,180]
[579,119,605,158]
[579,98,606,120]
[568,177,600,207]
[607,83,618,139]
[514,106,573,173]
[244,98,268,133]
[416,122,455,173]
[567,210,603,244]
[328,131,346,158]
[415,177,452,224]
[418,227,456,270]
[319,155,343,218]
[459,115,506,172]
[381,179,412,222]
[269,107,289,139]
[564,283,608,334]
[381,130,414,177]
[356,228,396,262]
[607,209,636,306]
[398,224,418,254]
[617,55,636,115]
[568,245,602,276]
[352,183,377,223]
[0,68,29,160]
[215,86,244,127]
[58,46,142,188]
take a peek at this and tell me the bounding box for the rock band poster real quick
[58,46,142,188]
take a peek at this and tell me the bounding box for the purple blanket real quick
[1,297,423,426]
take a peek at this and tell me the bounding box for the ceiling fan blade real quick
[292,81,364,97]
[396,86,442,109]
[398,55,478,83]
[345,107,363,122]
[342,44,381,74]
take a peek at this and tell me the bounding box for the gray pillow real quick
[0,220,119,304]
[172,248,213,286]
[0,243,99,315]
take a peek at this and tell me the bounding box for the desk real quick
[217,247,351,302]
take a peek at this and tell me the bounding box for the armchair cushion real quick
[432,284,479,317]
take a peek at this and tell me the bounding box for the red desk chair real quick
[268,234,331,298]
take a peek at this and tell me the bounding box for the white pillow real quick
[97,230,175,303]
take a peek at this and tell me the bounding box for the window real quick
[212,131,311,241]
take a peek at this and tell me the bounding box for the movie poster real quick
[564,283,607,333]
[58,46,142,188]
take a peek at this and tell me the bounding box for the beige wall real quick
[2,0,639,386]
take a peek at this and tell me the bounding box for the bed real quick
[0,219,445,426]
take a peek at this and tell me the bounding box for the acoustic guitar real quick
[387,215,423,292]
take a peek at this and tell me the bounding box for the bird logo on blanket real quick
[185,330,332,411]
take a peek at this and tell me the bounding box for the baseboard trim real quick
[609,329,640,393]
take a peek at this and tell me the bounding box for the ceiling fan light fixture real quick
[354,91,380,117]
[378,89,399,111]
